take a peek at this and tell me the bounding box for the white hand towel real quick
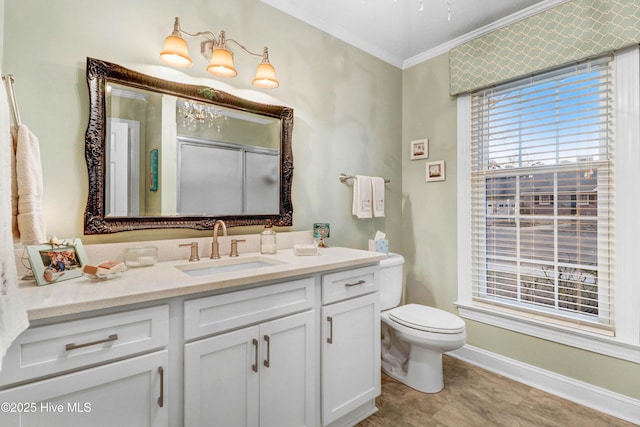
[371,176,385,217]
[352,175,372,218]
[0,81,29,373]
[13,123,46,245]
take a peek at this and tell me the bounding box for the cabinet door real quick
[321,293,380,425]
[184,326,260,427]
[0,350,168,427]
[259,311,315,427]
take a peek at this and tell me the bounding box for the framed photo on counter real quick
[26,238,89,285]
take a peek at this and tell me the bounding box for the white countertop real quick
[18,246,387,321]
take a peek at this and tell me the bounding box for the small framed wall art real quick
[410,138,429,160]
[425,160,445,182]
[26,238,89,285]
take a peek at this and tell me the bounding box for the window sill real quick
[456,301,640,364]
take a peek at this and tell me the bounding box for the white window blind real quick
[470,55,615,334]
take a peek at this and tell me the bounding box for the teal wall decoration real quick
[149,149,158,192]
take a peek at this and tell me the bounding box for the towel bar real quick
[339,173,390,183]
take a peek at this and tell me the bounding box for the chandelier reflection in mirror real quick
[160,17,279,89]
[177,99,228,132]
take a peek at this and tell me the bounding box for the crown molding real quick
[261,0,569,70]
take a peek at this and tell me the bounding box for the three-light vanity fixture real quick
[160,17,279,89]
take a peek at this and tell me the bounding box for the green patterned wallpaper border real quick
[449,0,640,95]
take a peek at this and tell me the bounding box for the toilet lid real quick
[389,304,465,334]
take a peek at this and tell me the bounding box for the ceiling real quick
[260,0,567,68]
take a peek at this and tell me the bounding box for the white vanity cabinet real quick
[0,305,170,427]
[320,266,381,427]
[183,277,316,427]
[5,248,385,427]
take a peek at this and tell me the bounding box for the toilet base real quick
[381,312,466,394]
[382,345,445,393]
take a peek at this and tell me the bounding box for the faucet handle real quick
[230,239,246,257]
[179,242,200,262]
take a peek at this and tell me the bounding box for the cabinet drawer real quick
[184,277,315,340]
[0,350,168,427]
[322,265,379,305]
[0,305,169,387]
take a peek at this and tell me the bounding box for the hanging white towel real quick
[12,123,46,245]
[352,175,372,218]
[0,81,29,373]
[371,176,385,217]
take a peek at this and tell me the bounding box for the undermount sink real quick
[175,256,285,277]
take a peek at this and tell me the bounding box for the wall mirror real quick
[84,57,293,234]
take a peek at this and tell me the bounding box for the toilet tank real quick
[379,253,404,311]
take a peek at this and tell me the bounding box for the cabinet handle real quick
[252,338,259,373]
[345,280,366,287]
[65,333,118,351]
[157,366,164,408]
[263,335,271,368]
[327,316,333,344]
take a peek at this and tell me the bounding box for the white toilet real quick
[379,253,466,393]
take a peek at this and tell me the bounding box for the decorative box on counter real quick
[294,244,318,256]
[123,246,158,267]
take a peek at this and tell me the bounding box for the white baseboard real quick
[448,345,640,425]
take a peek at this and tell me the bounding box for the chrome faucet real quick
[210,220,227,259]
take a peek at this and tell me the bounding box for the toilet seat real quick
[389,304,465,334]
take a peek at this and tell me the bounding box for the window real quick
[471,56,614,332]
[535,194,552,206]
[458,47,640,361]
[577,193,591,206]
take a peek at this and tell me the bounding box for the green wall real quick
[2,0,402,248]
[401,53,459,312]
[401,52,640,400]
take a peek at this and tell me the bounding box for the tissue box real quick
[368,239,389,254]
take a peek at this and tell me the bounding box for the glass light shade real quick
[206,48,237,77]
[252,62,279,89]
[160,35,192,68]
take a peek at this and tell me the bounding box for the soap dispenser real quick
[260,221,277,254]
